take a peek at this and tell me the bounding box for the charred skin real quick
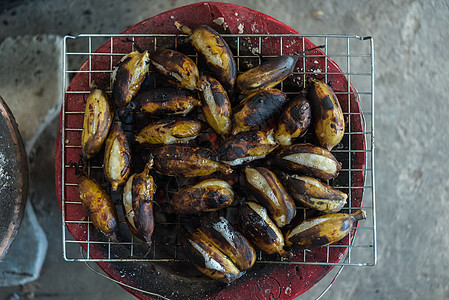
[169,179,234,214]
[176,22,236,90]
[77,174,118,239]
[123,160,157,245]
[103,122,132,191]
[244,167,296,228]
[199,75,232,136]
[285,209,366,248]
[236,55,298,95]
[232,89,288,135]
[270,143,341,181]
[151,145,232,177]
[275,92,312,146]
[135,118,203,145]
[308,79,345,150]
[218,130,278,166]
[111,50,150,107]
[238,201,288,256]
[132,87,201,115]
[284,174,347,213]
[197,216,256,271]
[150,48,200,91]
[81,88,114,159]
[182,231,242,283]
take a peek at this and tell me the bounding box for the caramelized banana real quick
[218,130,278,166]
[274,92,312,146]
[308,79,345,150]
[111,50,150,107]
[132,87,201,115]
[197,216,256,271]
[199,75,232,136]
[151,145,232,177]
[170,179,234,214]
[270,143,341,181]
[238,201,288,256]
[182,231,242,283]
[123,160,156,245]
[232,89,288,135]
[236,55,298,95]
[104,122,131,191]
[135,118,203,145]
[175,22,236,90]
[81,87,114,159]
[285,209,366,248]
[244,167,296,228]
[283,174,347,213]
[150,48,200,91]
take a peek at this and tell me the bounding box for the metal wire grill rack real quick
[61,33,375,267]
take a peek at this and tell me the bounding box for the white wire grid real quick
[60,33,376,267]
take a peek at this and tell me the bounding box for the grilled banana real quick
[150,48,200,91]
[182,230,242,283]
[238,201,288,256]
[135,118,203,145]
[232,89,288,135]
[285,209,366,248]
[132,87,201,115]
[151,145,232,177]
[104,121,132,191]
[170,179,234,214]
[274,92,312,146]
[218,130,278,166]
[235,55,298,95]
[197,216,256,271]
[199,75,232,136]
[77,173,118,239]
[283,174,347,213]
[81,87,114,159]
[270,143,341,181]
[308,79,345,150]
[244,167,296,228]
[175,22,236,90]
[123,160,157,245]
[111,50,150,107]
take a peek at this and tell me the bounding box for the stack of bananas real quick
[75,22,366,283]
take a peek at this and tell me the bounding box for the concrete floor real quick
[1,0,449,299]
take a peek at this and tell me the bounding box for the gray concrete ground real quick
[0,0,449,299]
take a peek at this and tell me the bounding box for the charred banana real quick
[244,167,296,228]
[285,209,366,248]
[111,50,150,107]
[135,118,203,145]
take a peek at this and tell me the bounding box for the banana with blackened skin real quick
[274,92,312,146]
[104,121,132,191]
[132,87,201,115]
[244,167,296,228]
[308,79,345,150]
[123,160,157,245]
[150,48,200,91]
[151,145,232,177]
[285,209,366,248]
[232,89,288,135]
[135,118,203,145]
[283,174,347,213]
[236,55,299,95]
[81,87,114,159]
[199,75,232,136]
[218,130,278,166]
[238,201,288,256]
[111,50,150,107]
[270,143,341,181]
[170,179,234,214]
[182,230,242,283]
